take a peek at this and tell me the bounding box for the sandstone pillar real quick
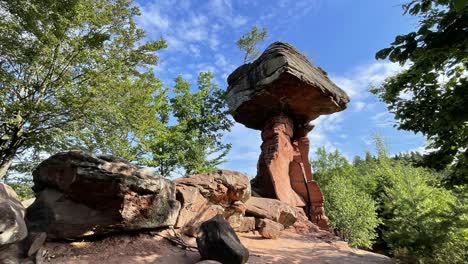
[252,116,305,207]
[290,124,329,230]
[226,42,350,231]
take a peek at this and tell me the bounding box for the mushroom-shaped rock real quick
[226,42,348,230]
[227,41,349,130]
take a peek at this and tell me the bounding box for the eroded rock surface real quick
[174,170,250,236]
[0,183,27,246]
[245,197,297,228]
[257,218,284,239]
[26,151,180,239]
[227,41,349,130]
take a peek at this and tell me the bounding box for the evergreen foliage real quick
[312,141,467,263]
[236,25,267,63]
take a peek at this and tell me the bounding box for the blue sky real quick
[135,0,427,176]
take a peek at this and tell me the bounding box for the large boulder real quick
[227,41,349,130]
[196,215,249,264]
[174,170,250,235]
[0,183,27,245]
[26,151,180,239]
[244,197,297,227]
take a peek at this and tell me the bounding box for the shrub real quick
[312,148,381,248]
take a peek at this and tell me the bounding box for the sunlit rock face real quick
[227,41,350,230]
[26,151,181,239]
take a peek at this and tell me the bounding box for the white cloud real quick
[258,0,321,31]
[312,111,344,132]
[372,111,396,128]
[137,5,170,31]
[208,0,247,28]
[353,101,366,112]
[330,61,404,100]
[215,54,228,67]
[188,44,201,57]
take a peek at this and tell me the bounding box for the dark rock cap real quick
[227,41,350,130]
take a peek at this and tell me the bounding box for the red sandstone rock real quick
[227,42,348,232]
[237,217,256,233]
[174,170,251,236]
[252,116,305,207]
[257,218,284,239]
[174,184,224,236]
[244,197,297,228]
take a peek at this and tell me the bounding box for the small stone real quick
[237,217,255,233]
[258,219,284,239]
[26,232,47,257]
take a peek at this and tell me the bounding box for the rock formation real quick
[0,183,27,246]
[227,42,350,229]
[26,151,181,239]
[174,170,251,236]
[0,183,28,263]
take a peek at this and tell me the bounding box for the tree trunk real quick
[0,154,14,180]
[0,126,23,180]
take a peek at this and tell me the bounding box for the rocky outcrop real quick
[196,215,249,264]
[0,183,27,246]
[174,170,250,236]
[26,151,181,239]
[227,41,349,130]
[0,183,28,264]
[226,42,348,229]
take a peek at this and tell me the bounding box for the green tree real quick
[381,161,467,263]
[236,25,267,63]
[312,148,381,248]
[142,72,233,176]
[372,0,468,185]
[0,0,168,179]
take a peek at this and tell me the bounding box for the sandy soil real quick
[37,230,393,264]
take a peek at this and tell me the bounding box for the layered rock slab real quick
[26,151,180,239]
[244,197,297,228]
[227,41,349,130]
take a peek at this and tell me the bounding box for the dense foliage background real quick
[312,139,467,263]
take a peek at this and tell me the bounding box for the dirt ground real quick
[36,230,393,264]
